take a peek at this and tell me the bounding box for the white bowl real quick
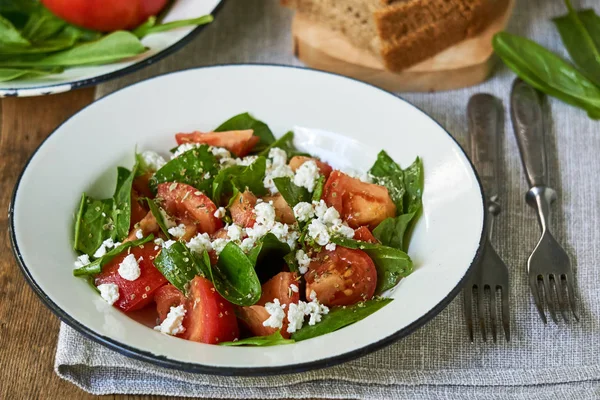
[0,0,223,97]
[10,64,485,375]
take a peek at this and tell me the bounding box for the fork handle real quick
[510,79,547,188]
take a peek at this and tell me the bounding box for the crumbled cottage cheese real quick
[344,169,373,183]
[325,243,337,251]
[187,233,213,253]
[97,283,119,305]
[286,298,329,333]
[73,254,90,269]
[290,284,299,293]
[154,305,186,335]
[135,229,143,239]
[141,150,166,171]
[159,208,176,228]
[172,143,201,158]
[118,254,141,281]
[210,146,231,159]
[167,224,187,239]
[307,219,330,246]
[211,238,229,255]
[293,202,314,222]
[293,160,319,192]
[227,224,244,241]
[269,147,287,167]
[303,200,355,248]
[163,240,176,249]
[296,249,311,274]
[263,298,287,329]
[263,147,294,194]
[213,207,226,219]
[93,238,119,258]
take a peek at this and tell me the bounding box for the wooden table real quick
[0,88,189,400]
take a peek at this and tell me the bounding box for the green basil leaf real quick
[311,175,325,202]
[247,233,291,282]
[219,331,294,346]
[142,197,171,237]
[493,32,600,118]
[273,177,310,208]
[212,157,267,205]
[210,242,261,306]
[149,145,218,194]
[330,237,413,293]
[369,150,405,212]
[73,194,115,256]
[154,241,207,292]
[553,3,600,87]
[73,234,154,276]
[113,164,138,241]
[372,213,414,251]
[291,298,392,341]
[215,112,275,153]
[141,15,213,36]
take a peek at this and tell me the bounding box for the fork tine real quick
[530,275,547,324]
[564,272,580,322]
[488,286,498,343]
[542,275,558,324]
[463,286,474,342]
[477,285,487,342]
[500,285,510,341]
[553,274,569,323]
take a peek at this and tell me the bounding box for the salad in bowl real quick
[72,112,423,346]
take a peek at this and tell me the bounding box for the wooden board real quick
[292,0,515,92]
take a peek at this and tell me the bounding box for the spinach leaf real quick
[212,165,244,205]
[113,165,138,241]
[372,213,414,251]
[0,66,62,81]
[291,298,393,341]
[210,242,261,306]
[0,14,31,49]
[330,237,413,293]
[142,198,171,237]
[283,251,299,273]
[247,233,291,282]
[273,177,310,207]
[369,150,405,212]
[553,3,600,87]
[73,194,115,256]
[311,175,325,202]
[212,157,267,205]
[215,113,275,153]
[132,16,157,38]
[154,241,207,292]
[73,235,154,276]
[403,157,424,215]
[21,5,66,43]
[258,131,296,157]
[493,32,600,119]
[141,15,213,36]
[219,331,294,346]
[149,145,218,194]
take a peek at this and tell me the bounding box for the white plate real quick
[0,0,223,97]
[10,65,485,375]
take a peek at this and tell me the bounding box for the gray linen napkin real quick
[55,0,600,398]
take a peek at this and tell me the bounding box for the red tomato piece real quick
[95,245,167,312]
[175,130,260,157]
[154,284,186,323]
[124,210,158,243]
[41,0,168,31]
[237,305,292,339]
[130,190,148,230]
[289,156,333,178]
[322,171,396,230]
[257,272,300,307]
[263,194,295,224]
[305,247,377,307]
[182,276,239,344]
[353,226,379,244]
[133,172,154,199]
[229,190,257,227]
[157,182,223,234]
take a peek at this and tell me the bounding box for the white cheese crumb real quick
[307,219,330,246]
[331,223,355,239]
[305,298,329,326]
[240,237,256,252]
[263,298,286,329]
[293,202,314,222]
[164,240,176,249]
[141,150,166,171]
[97,283,119,305]
[93,237,118,258]
[268,147,287,167]
[210,146,231,159]
[322,207,341,225]
[236,155,258,166]
[254,202,276,227]
[203,172,211,180]
[214,207,226,219]
[286,298,329,333]
[286,302,305,333]
[263,164,294,194]
[313,200,328,220]
[211,238,228,255]
[325,243,337,251]
[135,229,143,239]
[172,143,201,158]
[293,160,319,192]
[118,254,141,281]
[344,169,373,183]
[158,208,176,229]
[167,224,186,239]
[309,290,317,301]
[290,284,299,293]
[187,233,213,254]
[227,224,244,241]
[74,254,90,269]
[154,305,187,335]
[296,250,311,274]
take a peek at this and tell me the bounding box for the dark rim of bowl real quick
[8,63,487,376]
[0,1,227,97]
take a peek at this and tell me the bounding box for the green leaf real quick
[219,331,294,346]
[215,113,275,153]
[291,298,392,341]
[403,157,424,215]
[0,66,62,81]
[141,15,213,37]
[73,235,154,276]
[73,194,115,256]
[311,175,325,202]
[553,4,600,87]
[133,16,157,38]
[21,5,66,43]
[149,145,218,194]
[247,233,291,282]
[493,31,600,119]
[113,165,138,241]
[154,241,207,292]
[330,237,413,293]
[210,242,262,306]
[0,13,31,50]
[142,198,171,237]
[372,213,414,251]
[212,156,267,205]
[283,251,299,273]
[258,131,297,157]
[273,177,310,208]
[369,150,405,212]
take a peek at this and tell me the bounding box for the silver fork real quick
[510,78,579,324]
[463,93,510,342]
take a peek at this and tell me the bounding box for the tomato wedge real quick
[322,171,396,229]
[95,245,167,312]
[130,190,149,230]
[133,172,154,199]
[157,182,223,234]
[257,272,300,307]
[289,156,333,178]
[353,226,379,243]
[175,130,259,157]
[263,194,295,224]
[182,276,239,344]
[154,284,186,323]
[229,190,257,227]
[305,247,377,307]
[237,305,289,338]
